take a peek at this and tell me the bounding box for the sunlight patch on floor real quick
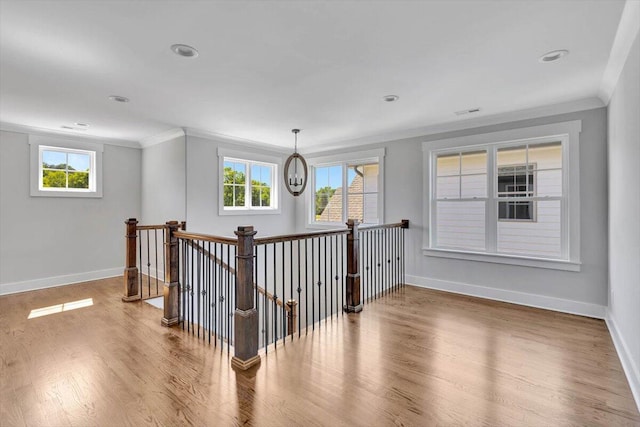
[28,298,94,319]
[144,296,163,309]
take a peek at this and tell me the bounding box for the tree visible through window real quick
[40,147,93,191]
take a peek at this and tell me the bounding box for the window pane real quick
[535,169,562,197]
[528,142,562,170]
[461,174,486,198]
[42,150,66,169]
[315,165,342,222]
[363,193,378,224]
[68,153,90,172]
[347,165,362,190]
[497,145,526,168]
[437,154,459,176]
[497,200,561,258]
[42,170,66,188]
[436,201,485,250]
[499,201,535,221]
[68,172,89,189]
[363,164,378,193]
[461,151,486,175]
[348,193,363,222]
[233,185,245,207]
[436,176,459,199]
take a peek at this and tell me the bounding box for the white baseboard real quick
[605,312,640,412]
[405,274,606,319]
[0,267,122,296]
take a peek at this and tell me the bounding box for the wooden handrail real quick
[359,219,409,231]
[254,228,349,245]
[136,224,167,230]
[174,230,238,245]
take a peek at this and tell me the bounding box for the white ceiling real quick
[0,1,627,150]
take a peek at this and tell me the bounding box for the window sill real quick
[422,247,581,272]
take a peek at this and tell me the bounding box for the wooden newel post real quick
[162,221,180,327]
[344,219,363,313]
[286,299,298,335]
[122,218,140,302]
[231,226,261,371]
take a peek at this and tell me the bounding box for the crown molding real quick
[302,97,604,155]
[599,0,640,104]
[0,122,140,149]
[184,127,291,154]
[139,127,185,148]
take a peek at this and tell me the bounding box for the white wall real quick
[607,31,639,408]
[185,135,297,238]
[297,107,609,317]
[141,135,186,224]
[0,130,141,294]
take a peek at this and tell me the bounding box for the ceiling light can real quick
[171,43,199,58]
[539,49,569,63]
[109,95,130,103]
[383,95,399,102]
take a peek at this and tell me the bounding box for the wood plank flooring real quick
[1,277,638,426]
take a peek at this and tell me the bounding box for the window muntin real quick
[38,146,95,192]
[432,139,565,260]
[222,158,276,210]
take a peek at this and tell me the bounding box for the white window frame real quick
[306,148,385,228]
[217,148,281,215]
[29,135,103,198]
[422,121,581,272]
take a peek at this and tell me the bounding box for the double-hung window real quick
[29,136,103,198]
[308,148,384,226]
[424,121,581,271]
[218,148,280,214]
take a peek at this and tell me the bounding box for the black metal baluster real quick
[323,235,327,323]
[305,238,309,332]
[311,237,315,330]
[272,243,277,344]
[297,239,301,338]
[281,241,285,344]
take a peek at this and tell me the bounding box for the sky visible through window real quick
[316,165,342,190]
[42,150,90,171]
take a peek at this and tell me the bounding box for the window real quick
[40,147,94,191]
[29,136,103,198]
[423,121,581,271]
[308,149,384,226]
[217,148,280,215]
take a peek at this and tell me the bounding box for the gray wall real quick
[185,135,296,238]
[0,130,141,293]
[297,107,609,310]
[141,135,186,224]
[607,32,639,402]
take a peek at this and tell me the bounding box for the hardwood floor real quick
[1,278,638,426]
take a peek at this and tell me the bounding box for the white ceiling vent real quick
[454,108,481,116]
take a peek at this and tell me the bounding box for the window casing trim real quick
[422,120,581,270]
[217,147,281,215]
[306,148,385,228]
[29,135,103,198]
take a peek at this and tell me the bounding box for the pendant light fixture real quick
[284,129,308,196]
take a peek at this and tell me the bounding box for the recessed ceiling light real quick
[74,122,90,127]
[383,95,399,102]
[109,95,130,103]
[539,49,569,63]
[61,125,86,131]
[171,43,199,58]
